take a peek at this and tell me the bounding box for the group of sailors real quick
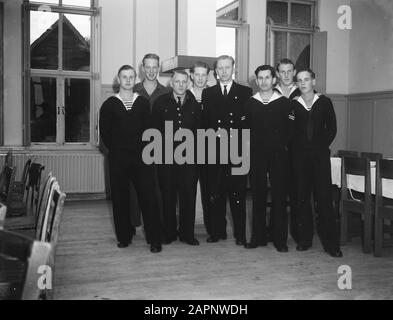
[99,53,342,258]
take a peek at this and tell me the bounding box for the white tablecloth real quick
[330,157,393,199]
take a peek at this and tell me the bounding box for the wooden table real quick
[330,157,393,199]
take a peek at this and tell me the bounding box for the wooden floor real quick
[54,198,393,300]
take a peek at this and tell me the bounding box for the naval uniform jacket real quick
[291,94,337,151]
[201,81,252,167]
[151,90,202,162]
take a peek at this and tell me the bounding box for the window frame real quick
[216,0,249,84]
[0,2,3,146]
[265,0,317,68]
[22,0,101,149]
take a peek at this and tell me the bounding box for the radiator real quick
[0,151,106,194]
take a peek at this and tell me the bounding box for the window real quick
[23,0,100,146]
[216,0,249,83]
[266,0,316,70]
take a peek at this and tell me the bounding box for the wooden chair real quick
[374,159,393,257]
[11,159,32,203]
[0,179,66,299]
[337,150,359,158]
[0,165,16,207]
[360,152,383,161]
[0,201,6,229]
[340,156,373,253]
[4,149,13,166]
[0,228,52,299]
[4,164,45,230]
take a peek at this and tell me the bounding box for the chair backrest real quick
[376,159,393,207]
[21,159,32,188]
[337,150,359,158]
[35,173,56,239]
[0,202,6,229]
[0,165,16,206]
[0,229,52,300]
[38,180,66,247]
[360,152,383,161]
[341,156,371,202]
[25,163,45,215]
[5,149,13,166]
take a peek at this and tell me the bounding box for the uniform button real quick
[230,120,234,124]
[230,113,233,116]
[178,114,181,117]
[218,120,221,123]
[177,108,180,111]
[179,121,182,124]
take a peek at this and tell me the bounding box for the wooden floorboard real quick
[54,199,393,300]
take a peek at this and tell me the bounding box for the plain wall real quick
[319,0,351,95]
[349,0,393,93]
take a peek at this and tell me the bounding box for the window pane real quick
[273,31,287,68]
[30,77,57,143]
[291,3,312,28]
[63,14,91,71]
[289,33,311,70]
[30,11,59,70]
[62,0,91,7]
[216,0,239,21]
[65,78,90,143]
[29,0,59,4]
[267,1,288,25]
[216,27,236,61]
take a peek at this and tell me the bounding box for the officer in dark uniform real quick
[244,65,294,252]
[152,70,201,245]
[291,68,342,258]
[202,55,252,245]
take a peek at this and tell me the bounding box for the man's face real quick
[191,67,209,89]
[216,58,234,83]
[142,58,159,81]
[171,73,188,96]
[277,63,295,87]
[296,71,316,94]
[117,69,136,91]
[256,70,276,92]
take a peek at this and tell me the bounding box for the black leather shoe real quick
[180,238,200,246]
[276,246,289,253]
[327,249,343,258]
[236,239,246,246]
[117,241,130,248]
[163,237,177,245]
[244,241,267,249]
[150,243,162,253]
[296,244,311,251]
[206,236,219,243]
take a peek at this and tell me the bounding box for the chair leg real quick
[374,214,383,257]
[363,212,372,254]
[340,208,348,246]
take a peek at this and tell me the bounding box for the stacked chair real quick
[0,171,66,300]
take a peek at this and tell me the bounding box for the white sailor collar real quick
[295,93,320,111]
[275,84,297,97]
[115,92,139,103]
[252,91,282,105]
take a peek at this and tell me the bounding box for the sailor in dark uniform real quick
[152,70,201,245]
[99,65,162,253]
[291,68,342,258]
[201,55,252,245]
[244,65,294,252]
[274,58,300,244]
[189,61,212,237]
